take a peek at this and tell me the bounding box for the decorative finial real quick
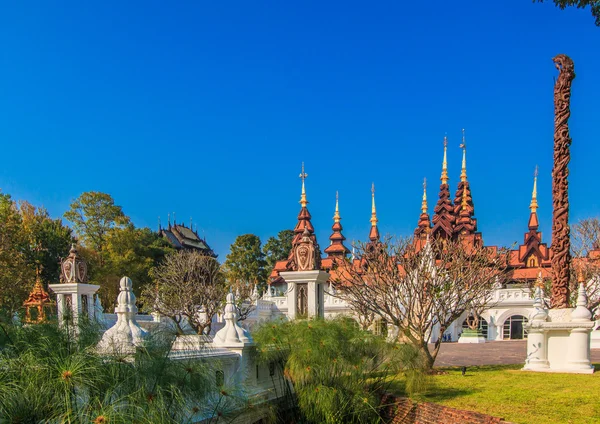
[421,178,428,214]
[441,135,449,185]
[158,216,161,231]
[190,217,193,228]
[370,183,378,226]
[333,191,341,223]
[530,165,539,213]
[173,212,176,225]
[460,129,467,182]
[461,181,468,210]
[299,162,308,208]
[168,213,171,227]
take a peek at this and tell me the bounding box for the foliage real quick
[254,317,427,424]
[402,363,600,424]
[224,234,268,291]
[140,250,226,335]
[83,225,174,308]
[18,200,74,284]
[535,0,600,26]
[64,191,130,252]
[0,193,32,317]
[0,319,245,423]
[263,229,294,272]
[333,237,509,370]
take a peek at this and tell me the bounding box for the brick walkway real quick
[432,340,600,367]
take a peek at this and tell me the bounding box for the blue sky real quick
[1,1,599,259]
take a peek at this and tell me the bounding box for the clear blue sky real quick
[1,1,599,260]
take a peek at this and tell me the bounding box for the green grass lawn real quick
[392,364,600,424]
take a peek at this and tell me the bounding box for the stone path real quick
[432,340,600,367]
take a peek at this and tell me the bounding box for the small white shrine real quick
[49,244,100,326]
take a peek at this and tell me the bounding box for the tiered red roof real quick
[324,192,350,258]
[431,136,456,239]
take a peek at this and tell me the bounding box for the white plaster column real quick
[524,286,549,370]
[72,294,81,320]
[287,281,297,320]
[567,283,594,372]
[56,294,65,322]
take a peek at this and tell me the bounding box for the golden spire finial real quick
[461,181,468,210]
[421,178,428,214]
[441,135,449,185]
[333,191,341,223]
[299,162,308,208]
[460,128,467,182]
[530,165,539,213]
[370,183,378,226]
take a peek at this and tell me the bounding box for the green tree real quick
[0,193,32,317]
[224,234,267,289]
[78,225,173,308]
[19,200,74,285]
[263,229,294,273]
[535,0,600,26]
[64,191,130,253]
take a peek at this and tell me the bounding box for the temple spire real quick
[431,135,456,240]
[415,177,432,248]
[441,135,449,185]
[334,191,341,223]
[299,162,308,208]
[528,166,540,231]
[421,178,428,214]
[325,191,350,258]
[530,165,539,213]
[460,129,467,182]
[370,183,378,226]
[369,183,380,242]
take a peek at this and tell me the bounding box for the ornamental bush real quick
[253,317,428,424]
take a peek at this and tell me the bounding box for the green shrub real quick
[253,317,427,424]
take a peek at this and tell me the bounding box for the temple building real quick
[159,218,216,257]
[266,134,599,341]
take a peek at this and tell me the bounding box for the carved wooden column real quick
[550,54,576,309]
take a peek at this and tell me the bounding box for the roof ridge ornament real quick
[460,128,467,183]
[299,162,308,208]
[441,135,449,185]
[530,165,539,213]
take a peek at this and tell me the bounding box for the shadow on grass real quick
[386,374,477,402]
[436,364,523,373]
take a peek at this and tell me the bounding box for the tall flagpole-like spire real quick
[334,191,341,223]
[370,183,378,226]
[441,135,449,185]
[421,178,428,214]
[460,128,467,182]
[530,165,539,213]
[299,162,308,208]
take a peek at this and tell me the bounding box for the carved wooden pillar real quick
[550,54,575,309]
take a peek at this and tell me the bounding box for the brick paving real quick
[432,340,600,367]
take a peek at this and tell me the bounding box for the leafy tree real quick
[334,237,509,370]
[88,225,174,307]
[224,234,267,290]
[0,193,32,317]
[18,200,74,284]
[140,250,226,335]
[254,317,426,424]
[535,0,600,26]
[263,229,294,272]
[64,191,130,253]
